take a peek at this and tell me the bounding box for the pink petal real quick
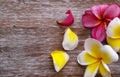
[104,4,120,19]
[82,10,101,28]
[91,4,109,19]
[91,23,106,42]
[56,10,74,26]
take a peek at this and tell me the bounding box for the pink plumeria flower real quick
[82,4,120,42]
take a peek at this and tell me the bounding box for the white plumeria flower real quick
[62,27,78,50]
[107,17,120,52]
[77,38,119,77]
[51,50,69,72]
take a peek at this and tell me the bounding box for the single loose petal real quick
[100,45,119,64]
[84,38,102,58]
[107,37,120,52]
[51,50,69,72]
[104,4,120,19]
[91,4,109,19]
[82,10,101,28]
[99,61,111,77]
[57,10,74,26]
[77,51,97,65]
[107,17,120,38]
[62,28,78,50]
[84,62,100,77]
[91,23,106,42]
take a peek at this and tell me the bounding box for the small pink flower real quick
[82,4,120,42]
[57,10,74,26]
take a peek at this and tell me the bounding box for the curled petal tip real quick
[51,50,69,72]
[57,10,74,26]
[66,10,71,14]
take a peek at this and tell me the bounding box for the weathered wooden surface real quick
[0,0,120,77]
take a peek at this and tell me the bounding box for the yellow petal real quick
[100,45,119,64]
[107,17,120,38]
[99,61,111,77]
[51,50,69,72]
[107,36,120,52]
[84,38,102,58]
[84,62,100,77]
[77,51,97,65]
[62,27,78,50]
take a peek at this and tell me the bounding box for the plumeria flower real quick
[107,17,120,52]
[82,4,120,42]
[51,50,69,72]
[62,27,78,50]
[77,38,119,77]
[57,10,74,26]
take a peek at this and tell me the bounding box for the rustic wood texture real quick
[0,0,120,77]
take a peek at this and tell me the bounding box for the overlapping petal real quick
[107,17,120,38]
[51,50,69,72]
[84,38,102,58]
[62,28,78,50]
[99,61,111,77]
[92,23,106,42]
[82,10,101,28]
[77,51,97,65]
[57,10,74,26]
[104,4,120,19]
[100,45,119,64]
[91,4,109,19]
[84,62,100,77]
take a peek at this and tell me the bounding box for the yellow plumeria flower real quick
[62,27,78,50]
[77,38,119,77]
[51,50,69,72]
[107,17,120,52]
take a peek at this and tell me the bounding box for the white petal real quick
[84,38,102,58]
[107,17,120,38]
[101,45,119,64]
[62,28,78,50]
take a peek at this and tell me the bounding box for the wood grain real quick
[0,0,120,77]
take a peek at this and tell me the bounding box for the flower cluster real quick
[80,4,120,77]
[82,4,120,42]
[50,4,120,77]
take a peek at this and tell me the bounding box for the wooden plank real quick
[0,0,120,77]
